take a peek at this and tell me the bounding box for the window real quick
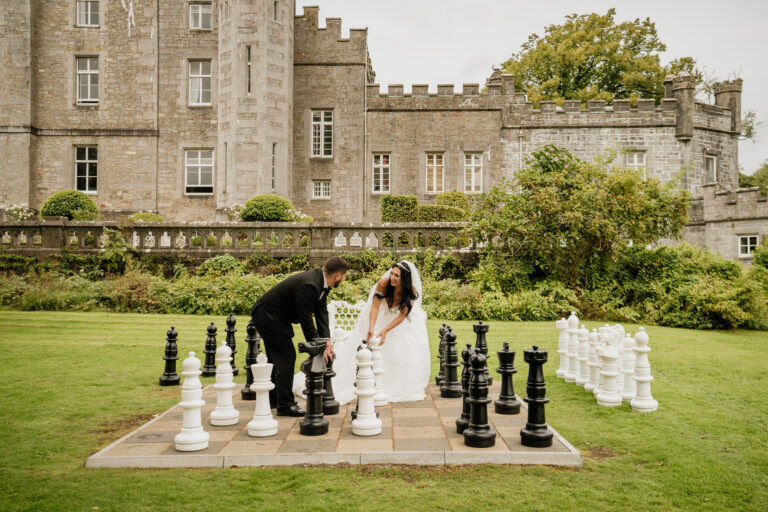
[426,153,444,194]
[739,235,759,258]
[311,111,333,157]
[189,3,212,30]
[271,143,277,192]
[372,154,390,193]
[75,146,98,193]
[312,180,331,199]
[77,1,99,26]
[274,1,279,20]
[626,151,645,170]
[464,153,482,193]
[188,60,211,106]
[185,149,214,194]
[246,46,252,94]
[76,57,99,104]
[705,155,717,182]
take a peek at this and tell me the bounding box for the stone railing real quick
[0,218,471,262]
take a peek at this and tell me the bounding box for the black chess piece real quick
[494,342,521,414]
[322,348,340,415]
[159,326,180,386]
[435,323,448,386]
[225,313,239,376]
[520,345,554,448]
[456,343,473,433]
[201,322,218,377]
[440,330,462,398]
[241,320,261,400]
[473,320,492,385]
[463,349,496,448]
[298,338,330,436]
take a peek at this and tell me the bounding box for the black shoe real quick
[276,405,306,417]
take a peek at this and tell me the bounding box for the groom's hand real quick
[323,344,335,364]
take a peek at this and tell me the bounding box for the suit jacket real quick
[250,268,330,342]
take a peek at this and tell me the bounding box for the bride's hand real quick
[377,330,388,345]
[366,330,373,342]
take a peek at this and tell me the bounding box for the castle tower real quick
[217,0,295,213]
[714,80,743,134]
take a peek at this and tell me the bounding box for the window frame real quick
[312,180,331,199]
[76,1,99,27]
[738,235,759,258]
[372,153,391,194]
[188,60,212,106]
[184,149,215,196]
[425,152,444,194]
[705,154,718,183]
[76,56,99,105]
[311,110,333,158]
[464,152,483,194]
[189,3,212,30]
[75,146,98,194]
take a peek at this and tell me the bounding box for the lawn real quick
[0,311,766,511]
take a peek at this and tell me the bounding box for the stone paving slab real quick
[86,383,582,468]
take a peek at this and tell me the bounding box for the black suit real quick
[250,268,330,408]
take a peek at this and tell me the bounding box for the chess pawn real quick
[585,329,600,393]
[174,352,209,451]
[456,343,473,434]
[631,328,658,412]
[369,336,389,406]
[210,342,239,426]
[247,353,278,437]
[565,312,579,383]
[352,341,382,436]
[520,345,554,448]
[224,313,239,376]
[473,321,492,385]
[576,325,590,387]
[621,333,637,402]
[435,324,448,386]
[463,350,496,448]
[440,330,462,398]
[241,321,261,400]
[595,343,623,407]
[555,317,569,379]
[298,338,329,436]
[494,342,521,414]
[593,328,609,397]
[201,322,218,377]
[322,339,340,415]
[159,326,180,386]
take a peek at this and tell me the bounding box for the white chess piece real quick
[210,342,239,426]
[593,326,609,397]
[595,344,623,407]
[555,317,569,379]
[613,325,625,391]
[565,312,579,383]
[621,333,637,402]
[369,336,389,406]
[352,343,382,436]
[576,324,590,387]
[174,352,210,451]
[585,329,600,393]
[248,353,279,436]
[631,328,658,412]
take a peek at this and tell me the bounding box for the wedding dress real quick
[293,260,431,404]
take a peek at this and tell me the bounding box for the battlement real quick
[688,184,768,224]
[294,6,368,65]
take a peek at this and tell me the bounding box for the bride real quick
[293,260,431,404]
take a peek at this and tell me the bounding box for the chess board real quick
[86,382,582,468]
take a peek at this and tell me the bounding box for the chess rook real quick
[494,342,521,415]
[630,328,658,412]
[565,312,579,383]
[463,350,496,448]
[369,336,390,406]
[247,353,279,437]
[241,320,261,400]
[440,330,462,398]
[224,313,239,376]
[555,317,569,379]
[201,322,218,377]
[322,341,340,415]
[473,321,492,385]
[520,345,554,448]
[435,324,448,386]
[159,326,180,386]
[174,352,209,451]
[298,338,329,436]
[352,341,382,436]
[456,343,473,434]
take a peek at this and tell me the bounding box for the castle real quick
[1,1,764,261]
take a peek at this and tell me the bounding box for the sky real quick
[295,0,768,174]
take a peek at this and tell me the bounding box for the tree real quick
[494,9,699,106]
[465,146,690,290]
[740,160,768,189]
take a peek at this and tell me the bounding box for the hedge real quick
[241,194,294,222]
[418,204,467,222]
[40,190,98,220]
[380,195,418,222]
[435,191,470,216]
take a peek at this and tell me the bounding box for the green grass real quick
[0,311,766,511]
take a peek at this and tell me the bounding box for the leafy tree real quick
[465,146,690,289]
[740,160,768,189]
[494,9,699,106]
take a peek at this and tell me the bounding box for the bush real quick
[241,194,294,222]
[753,241,768,270]
[197,254,244,276]
[5,203,36,221]
[380,195,418,222]
[418,204,466,222]
[436,191,470,216]
[128,212,164,223]
[40,190,98,220]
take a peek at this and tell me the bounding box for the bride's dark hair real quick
[383,261,419,319]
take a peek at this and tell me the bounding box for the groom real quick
[250,256,350,416]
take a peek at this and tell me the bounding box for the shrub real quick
[380,195,418,222]
[224,203,245,222]
[435,191,470,216]
[197,254,244,276]
[418,204,466,222]
[241,194,294,222]
[71,209,102,221]
[5,203,36,221]
[40,190,98,220]
[128,212,164,223]
[753,241,768,270]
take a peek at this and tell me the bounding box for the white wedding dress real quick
[293,260,431,404]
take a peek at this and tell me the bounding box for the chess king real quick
[250,256,350,416]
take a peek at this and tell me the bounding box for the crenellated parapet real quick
[294,6,369,65]
[366,80,525,111]
[688,184,768,224]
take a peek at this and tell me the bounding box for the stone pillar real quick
[672,75,696,141]
[714,79,743,134]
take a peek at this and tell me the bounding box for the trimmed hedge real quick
[380,195,418,222]
[436,191,470,215]
[40,190,98,220]
[241,194,294,222]
[418,204,466,222]
[128,212,164,223]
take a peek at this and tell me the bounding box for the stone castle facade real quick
[1,1,763,260]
